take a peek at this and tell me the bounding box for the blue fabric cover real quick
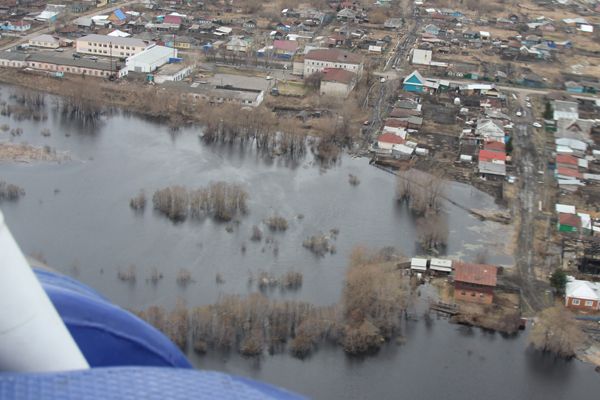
[34,269,191,369]
[0,367,307,400]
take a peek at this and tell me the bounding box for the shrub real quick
[265,215,289,231]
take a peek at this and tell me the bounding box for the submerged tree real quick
[528,306,584,358]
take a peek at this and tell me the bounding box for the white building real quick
[154,63,193,84]
[76,34,149,58]
[412,49,432,65]
[126,45,175,73]
[553,100,579,121]
[320,68,356,98]
[28,34,60,49]
[303,48,363,77]
[410,257,428,272]
[0,51,28,68]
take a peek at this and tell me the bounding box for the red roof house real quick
[454,262,498,304]
[164,15,183,25]
[478,149,507,163]
[483,140,505,153]
[377,132,405,150]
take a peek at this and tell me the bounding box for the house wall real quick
[76,39,146,58]
[28,40,59,49]
[154,65,193,84]
[292,61,304,76]
[378,141,395,150]
[454,283,494,304]
[26,60,115,78]
[0,59,26,68]
[320,80,352,97]
[303,59,362,77]
[403,83,423,92]
[565,296,599,310]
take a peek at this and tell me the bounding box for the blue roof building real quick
[403,70,425,92]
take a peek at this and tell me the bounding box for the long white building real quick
[303,48,363,77]
[126,45,175,73]
[76,34,149,58]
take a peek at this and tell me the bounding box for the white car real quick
[525,97,530,102]
[532,122,542,128]
[266,75,273,80]
[526,102,532,108]
[516,111,522,117]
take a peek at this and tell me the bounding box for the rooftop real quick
[78,34,148,48]
[454,262,497,287]
[322,68,355,84]
[127,45,175,65]
[305,48,362,65]
[28,53,122,71]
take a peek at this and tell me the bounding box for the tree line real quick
[134,247,414,358]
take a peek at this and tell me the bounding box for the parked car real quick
[54,48,64,52]
[516,111,522,117]
[526,102,532,108]
[72,53,81,59]
[532,122,542,128]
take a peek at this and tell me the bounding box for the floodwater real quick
[1,86,598,399]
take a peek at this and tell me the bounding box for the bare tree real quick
[529,306,585,358]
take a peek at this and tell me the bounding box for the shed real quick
[410,257,428,272]
[430,258,452,273]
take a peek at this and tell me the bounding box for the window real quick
[572,299,580,305]
[585,300,594,307]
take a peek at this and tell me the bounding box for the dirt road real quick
[511,95,553,313]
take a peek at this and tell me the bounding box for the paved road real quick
[0,0,138,51]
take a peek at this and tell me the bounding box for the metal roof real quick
[78,34,148,48]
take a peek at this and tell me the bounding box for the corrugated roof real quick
[454,262,497,287]
[378,132,405,145]
[559,212,581,228]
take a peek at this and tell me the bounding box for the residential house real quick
[403,70,425,92]
[556,119,593,142]
[242,20,256,30]
[28,34,60,49]
[384,18,403,30]
[558,213,581,233]
[337,8,356,21]
[518,73,545,88]
[226,36,249,53]
[478,149,506,178]
[453,262,498,304]
[1,20,30,32]
[412,48,432,65]
[320,68,356,98]
[476,119,505,142]
[377,132,405,150]
[164,14,183,27]
[108,8,128,26]
[553,100,579,121]
[273,39,298,59]
[565,277,600,311]
[303,48,363,77]
[424,24,440,36]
